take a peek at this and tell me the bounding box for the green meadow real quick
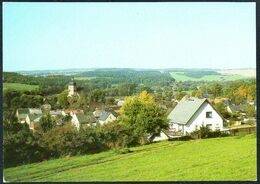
[3,83,39,91]
[74,77,97,80]
[4,134,256,182]
[170,72,248,82]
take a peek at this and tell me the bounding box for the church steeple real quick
[68,77,77,97]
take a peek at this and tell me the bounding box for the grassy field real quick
[4,134,256,182]
[3,83,39,91]
[170,72,248,82]
[74,77,97,80]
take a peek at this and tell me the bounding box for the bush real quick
[207,130,222,138]
[38,124,108,158]
[246,120,256,126]
[101,121,136,149]
[200,125,211,138]
[190,126,230,139]
[169,135,193,141]
[115,148,132,154]
[3,120,47,168]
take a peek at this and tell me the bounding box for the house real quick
[69,109,84,116]
[117,100,125,107]
[247,100,255,105]
[16,108,29,123]
[50,109,63,117]
[212,97,229,105]
[41,103,51,112]
[98,111,118,125]
[25,114,42,132]
[167,96,224,135]
[61,109,84,116]
[28,108,42,115]
[93,109,106,118]
[226,104,247,114]
[71,113,97,130]
[16,108,42,123]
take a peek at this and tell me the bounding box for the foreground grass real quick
[4,134,256,182]
[3,83,39,91]
[170,72,248,82]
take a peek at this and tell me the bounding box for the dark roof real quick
[98,111,118,121]
[77,113,96,124]
[110,111,118,118]
[17,108,29,115]
[98,112,111,121]
[28,114,42,122]
[228,104,247,112]
[93,110,106,117]
[18,114,27,120]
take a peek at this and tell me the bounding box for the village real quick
[15,79,256,142]
[3,2,257,181]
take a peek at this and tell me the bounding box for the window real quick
[206,124,212,128]
[206,111,212,118]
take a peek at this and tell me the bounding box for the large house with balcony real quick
[167,96,224,136]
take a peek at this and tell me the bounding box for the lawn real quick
[4,134,256,182]
[3,83,39,91]
[170,72,248,82]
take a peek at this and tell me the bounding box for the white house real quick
[167,96,224,135]
[148,131,170,142]
[71,113,97,130]
[16,108,42,124]
[25,114,42,132]
[98,111,118,125]
[28,108,42,115]
[117,100,125,107]
[16,108,30,124]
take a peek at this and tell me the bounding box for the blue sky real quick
[3,2,256,71]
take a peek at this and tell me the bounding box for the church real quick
[67,78,78,97]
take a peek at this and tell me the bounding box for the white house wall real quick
[152,132,169,142]
[183,102,223,134]
[71,114,80,130]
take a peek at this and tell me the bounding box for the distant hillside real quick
[76,69,175,86]
[217,69,256,78]
[169,68,255,82]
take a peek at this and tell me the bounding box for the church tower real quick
[68,78,77,97]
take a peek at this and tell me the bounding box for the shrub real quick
[101,121,136,149]
[115,148,132,154]
[207,130,222,138]
[169,135,193,141]
[190,126,230,139]
[200,125,211,138]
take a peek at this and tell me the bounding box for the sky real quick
[3,2,256,71]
